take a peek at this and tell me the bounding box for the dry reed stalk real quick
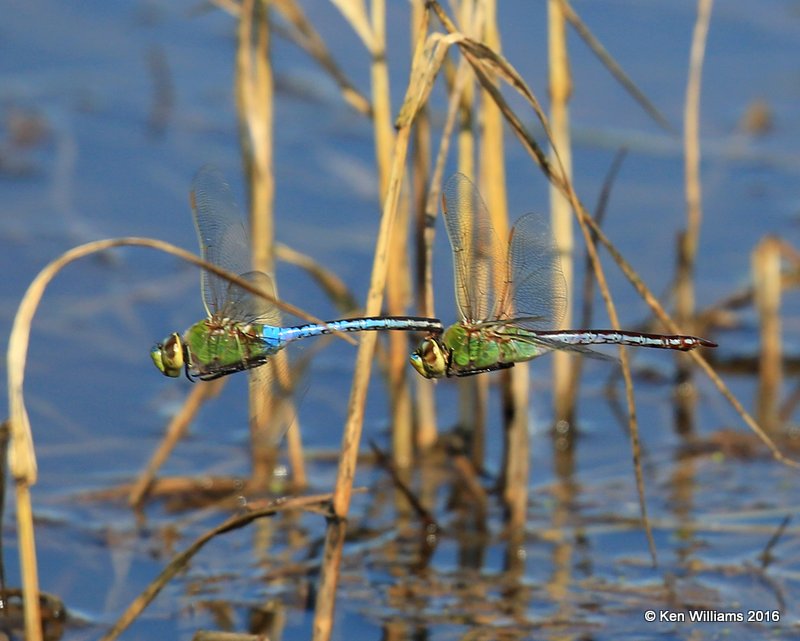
[6,237,297,641]
[678,0,714,264]
[101,491,352,641]
[273,0,371,115]
[367,0,415,468]
[312,15,448,637]
[7,236,352,641]
[426,2,657,557]
[575,150,626,353]
[414,52,473,449]
[129,239,358,507]
[216,0,371,115]
[409,0,439,450]
[235,0,305,487]
[428,4,667,549]
[312,139,416,640]
[674,0,713,434]
[236,0,275,266]
[548,0,577,425]
[477,0,531,532]
[333,0,416,467]
[452,3,489,470]
[501,365,530,531]
[753,237,783,433]
[129,380,225,507]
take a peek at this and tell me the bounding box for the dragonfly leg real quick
[183,345,196,382]
[452,362,515,377]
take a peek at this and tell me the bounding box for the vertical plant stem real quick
[753,236,782,433]
[501,364,530,531]
[6,238,265,641]
[410,0,438,451]
[312,120,416,641]
[675,0,713,433]
[367,0,414,468]
[478,0,530,530]
[548,0,576,426]
[682,0,713,314]
[454,3,487,469]
[15,483,41,641]
[415,53,473,451]
[237,0,304,485]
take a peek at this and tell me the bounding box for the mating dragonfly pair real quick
[151,168,715,383]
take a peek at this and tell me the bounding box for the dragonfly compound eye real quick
[151,332,184,377]
[409,338,448,379]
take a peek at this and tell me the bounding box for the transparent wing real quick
[490,328,616,362]
[249,338,308,447]
[441,173,502,322]
[222,270,282,326]
[493,212,567,330]
[190,165,252,317]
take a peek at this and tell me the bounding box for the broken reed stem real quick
[8,236,310,641]
[548,0,577,426]
[130,240,358,507]
[435,0,798,495]
[101,491,353,641]
[463,5,655,556]
[753,236,783,434]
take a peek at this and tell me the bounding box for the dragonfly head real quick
[410,336,448,379]
[151,332,185,378]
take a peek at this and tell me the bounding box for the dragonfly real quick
[151,166,443,381]
[409,173,717,379]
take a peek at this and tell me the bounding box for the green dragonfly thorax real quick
[152,318,278,381]
[410,173,717,379]
[410,323,546,378]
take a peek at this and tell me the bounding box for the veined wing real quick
[190,165,252,317]
[487,325,616,362]
[441,173,503,323]
[224,270,282,328]
[493,211,567,330]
